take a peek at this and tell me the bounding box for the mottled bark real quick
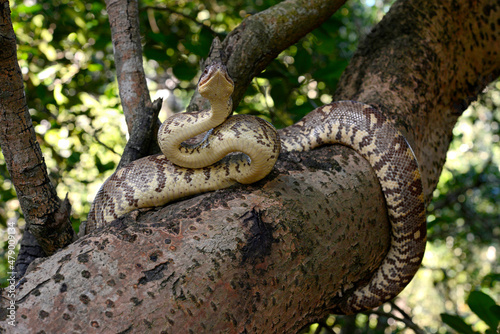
[333,0,500,201]
[2,0,499,332]
[105,0,162,168]
[0,1,74,265]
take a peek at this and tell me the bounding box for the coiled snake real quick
[86,61,426,314]
[86,62,280,231]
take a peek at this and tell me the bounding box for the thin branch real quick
[364,309,426,334]
[93,133,119,156]
[143,5,219,37]
[104,0,162,167]
[389,301,414,321]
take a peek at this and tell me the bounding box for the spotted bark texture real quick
[280,101,426,314]
[8,147,390,333]
[334,0,500,201]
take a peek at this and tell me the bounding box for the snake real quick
[85,62,280,232]
[85,60,426,315]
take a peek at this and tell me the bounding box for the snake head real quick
[198,63,234,101]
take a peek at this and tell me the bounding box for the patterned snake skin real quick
[85,63,280,232]
[86,61,426,314]
[280,101,426,314]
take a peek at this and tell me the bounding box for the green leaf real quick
[294,47,313,74]
[68,152,82,166]
[481,273,500,288]
[491,305,500,317]
[144,46,169,62]
[172,61,198,82]
[13,3,43,14]
[467,291,500,329]
[95,156,116,174]
[197,28,214,56]
[313,59,349,82]
[148,32,169,45]
[312,28,338,55]
[441,313,478,334]
[289,104,314,122]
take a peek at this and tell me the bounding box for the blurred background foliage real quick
[1,0,498,332]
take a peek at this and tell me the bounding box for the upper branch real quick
[334,0,500,201]
[188,0,347,112]
[104,0,162,168]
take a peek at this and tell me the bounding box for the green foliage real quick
[441,314,479,334]
[442,290,500,334]
[467,291,499,331]
[420,84,500,333]
[1,0,122,284]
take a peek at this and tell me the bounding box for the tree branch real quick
[188,0,347,112]
[143,5,219,37]
[104,0,162,168]
[333,0,500,202]
[365,308,426,334]
[11,146,391,332]
[6,0,500,332]
[0,0,74,272]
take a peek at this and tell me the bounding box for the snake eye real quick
[199,67,211,85]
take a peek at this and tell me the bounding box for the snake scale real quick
[86,59,426,314]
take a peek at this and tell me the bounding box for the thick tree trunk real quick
[6,147,391,333]
[1,0,499,333]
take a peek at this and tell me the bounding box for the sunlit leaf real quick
[12,3,43,14]
[54,83,69,105]
[467,291,500,329]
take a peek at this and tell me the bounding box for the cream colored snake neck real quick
[86,61,425,316]
[86,63,280,232]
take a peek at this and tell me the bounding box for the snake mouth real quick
[199,63,234,91]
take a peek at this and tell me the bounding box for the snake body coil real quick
[86,60,425,315]
[86,63,280,232]
[280,101,426,314]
